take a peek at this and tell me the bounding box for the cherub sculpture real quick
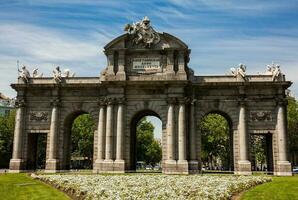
[18,65,30,83]
[230,63,247,79]
[62,69,75,77]
[32,68,43,78]
[266,62,282,81]
[53,66,62,83]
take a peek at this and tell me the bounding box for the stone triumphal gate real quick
[10,17,292,175]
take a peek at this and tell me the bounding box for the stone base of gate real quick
[45,159,59,173]
[9,159,26,172]
[235,160,252,175]
[188,160,199,174]
[93,159,125,173]
[163,160,189,174]
[274,161,292,176]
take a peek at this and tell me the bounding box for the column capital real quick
[166,97,177,105]
[50,98,60,107]
[276,98,288,106]
[97,97,107,106]
[238,97,247,106]
[178,97,190,105]
[116,97,126,105]
[15,99,26,108]
[190,98,197,105]
[106,97,115,105]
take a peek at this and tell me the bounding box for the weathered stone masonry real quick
[9,18,292,176]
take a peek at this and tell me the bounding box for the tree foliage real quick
[0,110,15,168]
[71,114,95,168]
[288,96,298,166]
[200,113,231,170]
[250,135,266,170]
[136,117,162,166]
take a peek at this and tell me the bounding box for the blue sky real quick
[0,0,298,136]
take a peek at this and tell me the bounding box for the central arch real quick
[129,109,163,172]
[199,110,234,172]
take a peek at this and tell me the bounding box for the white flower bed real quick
[33,174,271,200]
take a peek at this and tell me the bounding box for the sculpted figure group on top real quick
[124,16,160,48]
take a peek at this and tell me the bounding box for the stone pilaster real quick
[189,99,199,173]
[9,99,25,172]
[45,99,60,172]
[164,98,177,173]
[275,100,292,176]
[236,101,251,175]
[106,52,115,75]
[116,50,126,80]
[177,51,187,80]
[166,50,175,79]
[114,98,125,172]
[94,98,106,172]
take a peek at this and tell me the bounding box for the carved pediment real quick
[104,32,188,51]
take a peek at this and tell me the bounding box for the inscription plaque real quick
[132,57,161,73]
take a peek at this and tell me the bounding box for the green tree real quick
[288,96,298,166]
[0,110,15,168]
[71,114,95,168]
[200,113,231,170]
[136,117,162,166]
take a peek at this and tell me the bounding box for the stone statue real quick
[53,66,62,83]
[124,16,160,48]
[266,62,282,81]
[62,69,75,77]
[32,68,43,78]
[18,65,30,83]
[230,63,246,78]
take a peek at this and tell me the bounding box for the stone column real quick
[9,100,25,172]
[96,99,106,162]
[177,98,188,173]
[166,98,175,161]
[46,99,59,172]
[275,100,292,176]
[237,101,251,175]
[105,99,114,161]
[116,99,124,161]
[114,98,125,172]
[178,100,186,162]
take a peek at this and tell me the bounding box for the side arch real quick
[195,101,239,172]
[58,106,98,170]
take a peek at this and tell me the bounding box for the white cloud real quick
[0,23,111,98]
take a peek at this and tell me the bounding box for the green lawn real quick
[0,173,69,200]
[241,176,298,200]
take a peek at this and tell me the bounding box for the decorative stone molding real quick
[29,111,49,122]
[250,111,272,122]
